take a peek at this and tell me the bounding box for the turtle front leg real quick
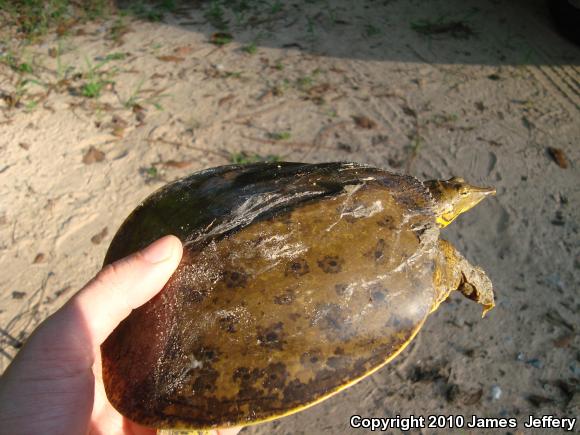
[431,239,495,317]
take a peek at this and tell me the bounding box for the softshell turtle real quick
[101,162,495,431]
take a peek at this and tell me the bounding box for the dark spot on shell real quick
[374,239,386,261]
[285,258,310,277]
[386,314,416,331]
[317,255,344,273]
[353,358,369,372]
[313,368,336,383]
[326,355,349,370]
[283,379,309,403]
[218,314,238,333]
[262,362,289,391]
[190,366,219,394]
[312,303,352,340]
[222,269,248,288]
[377,215,396,229]
[371,291,386,302]
[274,287,296,305]
[257,322,286,350]
[191,346,220,363]
[186,288,206,304]
[237,384,262,401]
[233,367,263,386]
[300,349,322,367]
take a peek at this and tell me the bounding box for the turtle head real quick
[425,177,495,228]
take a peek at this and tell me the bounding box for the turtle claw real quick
[458,266,495,318]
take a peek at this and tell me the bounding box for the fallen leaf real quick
[33,253,45,264]
[82,146,105,164]
[218,94,235,107]
[157,55,185,63]
[174,46,193,56]
[553,333,575,348]
[547,147,568,169]
[308,83,331,95]
[353,115,377,129]
[210,32,233,46]
[91,227,108,244]
[56,21,73,36]
[162,160,191,169]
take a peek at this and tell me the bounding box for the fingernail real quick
[142,236,176,263]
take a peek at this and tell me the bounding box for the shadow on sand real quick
[115,0,580,67]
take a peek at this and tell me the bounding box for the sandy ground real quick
[0,0,579,433]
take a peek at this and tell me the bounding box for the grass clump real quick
[268,131,291,141]
[411,18,476,39]
[230,151,280,165]
[0,0,111,37]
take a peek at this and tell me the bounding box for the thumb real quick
[65,234,183,350]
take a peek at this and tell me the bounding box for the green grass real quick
[81,81,103,98]
[0,0,113,37]
[103,52,127,61]
[364,24,381,37]
[230,152,280,164]
[205,0,229,30]
[268,131,291,141]
[122,77,168,110]
[0,0,179,38]
[296,76,314,90]
[79,56,114,99]
[242,42,257,54]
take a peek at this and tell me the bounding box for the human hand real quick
[0,235,240,435]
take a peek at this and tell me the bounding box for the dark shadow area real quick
[113,0,580,66]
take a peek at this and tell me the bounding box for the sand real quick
[0,0,578,433]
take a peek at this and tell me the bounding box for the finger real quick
[65,235,183,350]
